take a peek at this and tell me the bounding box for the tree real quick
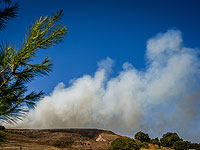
[160,132,182,147]
[172,140,191,150]
[173,140,200,150]
[190,142,200,150]
[134,131,150,143]
[0,0,18,30]
[0,10,67,124]
[150,137,160,146]
[111,137,140,150]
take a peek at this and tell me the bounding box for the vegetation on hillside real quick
[111,131,200,150]
[111,136,140,150]
[134,131,150,143]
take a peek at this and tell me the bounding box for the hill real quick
[1,129,120,149]
[0,129,174,150]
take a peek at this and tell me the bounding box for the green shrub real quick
[190,142,200,150]
[111,137,140,150]
[160,132,182,147]
[134,131,150,143]
[150,137,160,146]
[172,140,191,150]
[135,140,149,149]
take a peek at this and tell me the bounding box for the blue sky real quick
[1,0,200,94]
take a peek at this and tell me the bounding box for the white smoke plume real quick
[12,30,200,141]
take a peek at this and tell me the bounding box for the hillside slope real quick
[0,129,174,150]
[1,129,120,150]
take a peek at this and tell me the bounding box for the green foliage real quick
[0,10,67,124]
[172,140,200,150]
[111,137,140,150]
[141,142,149,149]
[135,140,149,149]
[134,131,150,143]
[172,140,192,150]
[150,137,160,146]
[0,0,19,30]
[160,132,182,147]
[190,142,200,150]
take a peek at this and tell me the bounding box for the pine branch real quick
[0,2,18,30]
[0,10,67,124]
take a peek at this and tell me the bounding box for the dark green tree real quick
[160,132,182,147]
[111,137,140,150]
[150,137,160,146]
[134,131,150,143]
[173,140,200,150]
[0,0,18,30]
[190,142,200,150]
[0,10,67,124]
[172,140,192,150]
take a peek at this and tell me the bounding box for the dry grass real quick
[0,129,119,150]
[140,144,173,150]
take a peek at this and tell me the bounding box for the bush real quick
[160,132,182,147]
[111,137,140,150]
[135,140,149,149]
[190,142,200,150]
[134,131,150,143]
[150,137,160,146]
[172,140,191,150]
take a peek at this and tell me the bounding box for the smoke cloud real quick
[12,30,200,142]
